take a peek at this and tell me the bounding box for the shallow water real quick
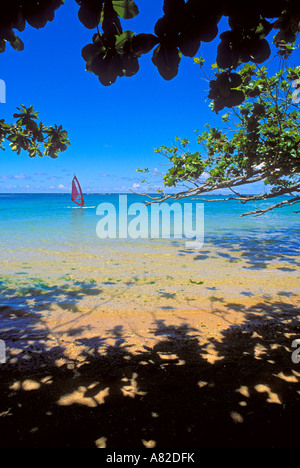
[0,193,299,345]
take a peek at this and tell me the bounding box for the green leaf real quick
[112,0,139,19]
[194,56,205,66]
[115,30,135,53]
[189,279,204,285]
[10,35,24,51]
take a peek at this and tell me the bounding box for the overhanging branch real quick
[241,195,300,216]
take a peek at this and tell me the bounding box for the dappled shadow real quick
[0,279,104,346]
[201,231,300,270]
[0,293,300,448]
[0,278,103,312]
[158,291,176,300]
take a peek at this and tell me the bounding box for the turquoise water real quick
[0,192,299,251]
[0,192,299,343]
[0,192,299,287]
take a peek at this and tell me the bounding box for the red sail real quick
[71,175,85,206]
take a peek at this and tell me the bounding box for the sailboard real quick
[69,175,96,209]
[71,175,85,207]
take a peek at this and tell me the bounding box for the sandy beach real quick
[1,235,300,448]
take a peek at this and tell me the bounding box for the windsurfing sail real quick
[71,175,85,207]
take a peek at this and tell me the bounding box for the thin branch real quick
[136,170,268,205]
[191,180,300,203]
[240,195,300,217]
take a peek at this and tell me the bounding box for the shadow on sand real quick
[0,282,300,448]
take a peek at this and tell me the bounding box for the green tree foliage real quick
[1,1,299,108]
[137,62,300,215]
[0,105,70,158]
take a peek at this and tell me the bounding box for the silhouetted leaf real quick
[250,39,271,63]
[229,73,242,88]
[101,0,122,35]
[178,33,201,57]
[132,33,159,56]
[0,39,6,53]
[228,89,245,107]
[92,52,121,85]
[216,34,236,69]
[22,0,61,29]
[198,21,219,43]
[81,43,99,63]
[78,4,102,29]
[121,52,139,76]
[152,44,181,80]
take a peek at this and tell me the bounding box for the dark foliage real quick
[1,1,299,109]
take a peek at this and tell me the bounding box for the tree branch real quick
[240,195,300,216]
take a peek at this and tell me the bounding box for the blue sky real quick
[0,1,299,194]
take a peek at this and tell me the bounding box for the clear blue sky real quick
[0,1,298,194]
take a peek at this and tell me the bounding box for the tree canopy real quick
[0,105,70,158]
[137,60,300,215]
[1,1,299,202]
[1,0,299,109]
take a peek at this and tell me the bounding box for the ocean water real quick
[0,192,299,253]
[0,193,299,344]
